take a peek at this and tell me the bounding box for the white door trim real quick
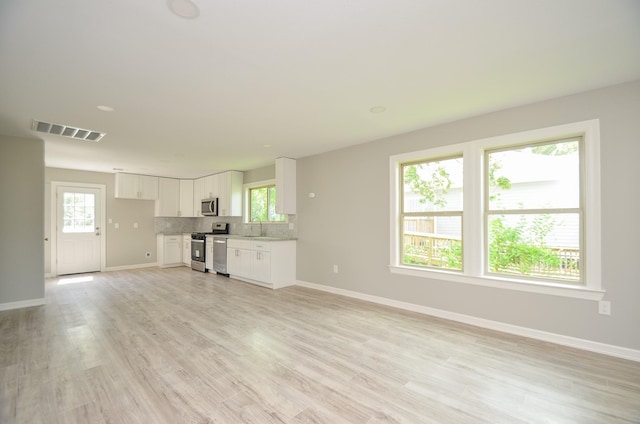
[50,181,107,276]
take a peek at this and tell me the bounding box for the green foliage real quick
[250,186,285,222]
[441,240,462,270]
[404,163,451,207]
[532,141,578,156]
[488,159,511,202]
[488,215,560,275]
[402,239,462,270]
[250,187,268,221]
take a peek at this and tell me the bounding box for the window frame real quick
[483,138,583,284]
[244,179,287,223]
[400,154,464,271]
[389,119,603,301]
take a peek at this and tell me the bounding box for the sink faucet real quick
[251,217,264,236]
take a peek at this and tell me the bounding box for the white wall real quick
[296,79,640,351]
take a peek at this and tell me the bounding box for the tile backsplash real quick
[155,215,296,239]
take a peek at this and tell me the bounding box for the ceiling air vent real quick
[32,120,105,142]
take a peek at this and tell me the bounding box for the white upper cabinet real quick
[193,177,204,216]
[121,170,242,216]
[115,173,159,200]
[203,174,217,199]
[155,177,180,217]
[192,171,242,217]
[218,171,243,216]
[275,157,296,214]
[179,179,194,217]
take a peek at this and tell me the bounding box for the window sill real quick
[388,265,605,301]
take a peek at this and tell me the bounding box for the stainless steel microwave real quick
[201,198,218,216]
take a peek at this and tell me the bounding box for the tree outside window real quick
[250,185,285,222]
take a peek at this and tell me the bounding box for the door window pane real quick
[62,192,95,233]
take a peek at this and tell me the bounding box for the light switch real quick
[115,223,119,229]
[133,222,138,229]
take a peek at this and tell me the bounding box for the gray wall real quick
[44,168,157,273]
[0,135,44,304]
[244,164,275,184]
[297,79,640,350]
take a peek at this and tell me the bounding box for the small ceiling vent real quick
[32,120,105,142]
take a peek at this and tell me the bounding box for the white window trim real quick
[243,179,288,223]
[389,119,604,301]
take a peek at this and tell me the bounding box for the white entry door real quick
[56,186,102,275]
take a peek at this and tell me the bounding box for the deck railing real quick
[403,232,580,279]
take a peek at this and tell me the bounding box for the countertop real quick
[159,232,296,241]
[224,235,297,241]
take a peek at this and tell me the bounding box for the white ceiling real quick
[1,0,639,179]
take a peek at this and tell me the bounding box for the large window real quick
[390,120,602,299]
[249,184,285,222]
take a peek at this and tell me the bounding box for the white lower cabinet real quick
[182,234,191,265]
[227,239,295,289]
[157,234,183,268]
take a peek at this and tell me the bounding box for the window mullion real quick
[464,143,483,277]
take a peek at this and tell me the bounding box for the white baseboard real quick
[45,263,158,277]
[0,298,46,312]
[296,280,640,363]
[104,263,158,272]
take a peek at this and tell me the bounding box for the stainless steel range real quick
[191,222,228,272]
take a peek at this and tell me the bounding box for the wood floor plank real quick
[1,267,639,423]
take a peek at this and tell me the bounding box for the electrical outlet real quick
[598,301,611,316]
[333,265,339,273]
[114,223,119,229]
[145,251,151,258]
[133,222,139,229]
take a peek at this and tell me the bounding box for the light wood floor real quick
[1,267,639,423]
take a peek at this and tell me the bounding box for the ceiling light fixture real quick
[167,0,200,19]
[97,105,115,112]
[369,106,386,114]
